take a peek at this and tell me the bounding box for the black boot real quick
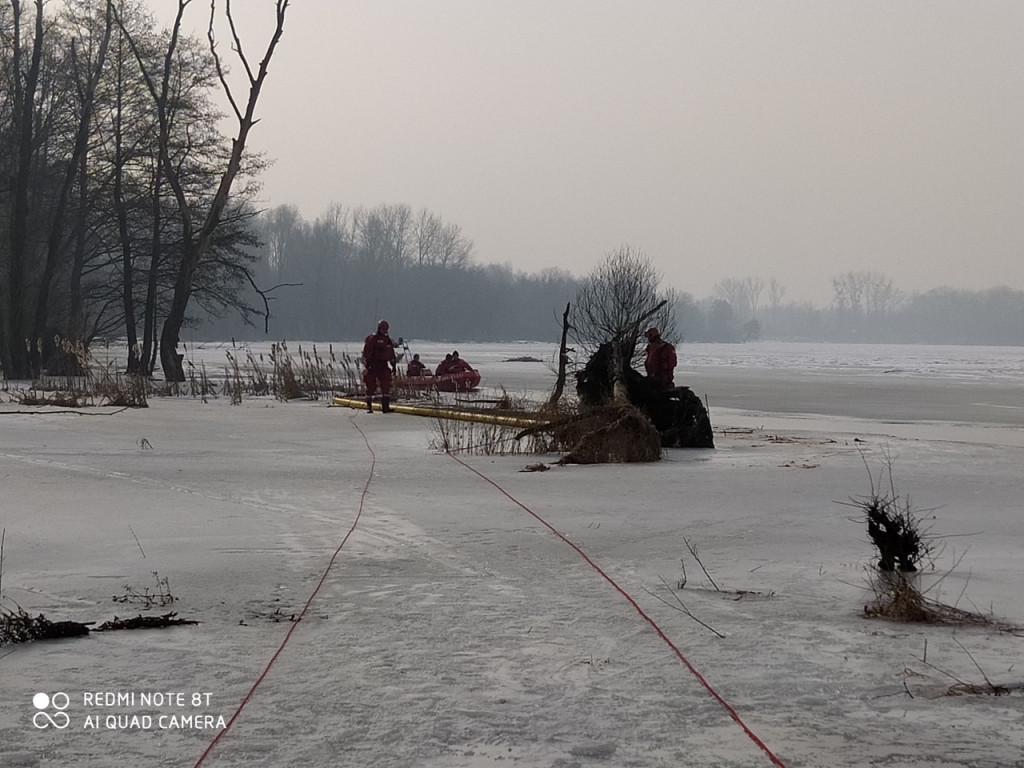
[365,397,373,413]
[381,396,392,414]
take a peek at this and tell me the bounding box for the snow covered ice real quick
[1,342,1022,767]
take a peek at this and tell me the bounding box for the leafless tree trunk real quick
[547,302,571,407]
[139,159,163,376]
[31,9,113,368]
[767,277,786,321]
[68,124,89,341]
[2,0,44,379]
[117,0,290,381]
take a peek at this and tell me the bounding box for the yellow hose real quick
[332,396,551,429]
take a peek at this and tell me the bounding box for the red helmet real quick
[644,327,660,340]
[377,320,389,332]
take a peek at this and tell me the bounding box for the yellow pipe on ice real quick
[332,396,550,429]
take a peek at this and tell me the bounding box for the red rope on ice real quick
[445,451,787,768]
[193,416,375,768]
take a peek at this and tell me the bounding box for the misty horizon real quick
[152,1,1022,307]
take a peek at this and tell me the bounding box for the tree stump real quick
[576,342,714,449]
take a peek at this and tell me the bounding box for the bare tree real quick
[1,0,45,379]
[571,245,675,361]
[712,278,743,319]
[712,276,764,323]
[434,221,472,268]
[116,0,290,381]
[262,203,302,274]
[863,271,901,314]
[832,270,902,315]
[832,271,865,314]
[767,277,786,317]
[746,276,765,320]
[413,208,442,266]
[353,204,414,267]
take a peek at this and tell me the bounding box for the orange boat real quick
[398,370,481,392]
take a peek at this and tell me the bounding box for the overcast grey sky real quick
[182,1,1022,304]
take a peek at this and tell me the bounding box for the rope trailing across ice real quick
[445,451,788,768]
[193,415,376,767]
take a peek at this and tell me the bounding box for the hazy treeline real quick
[687,273,1024,345]
[200,204,580,342]
[204,208,1024,346]
[674,288,1024,346]
[749,286,1024,345]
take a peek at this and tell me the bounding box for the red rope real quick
[445,451,787,768]
[193,416,375,767]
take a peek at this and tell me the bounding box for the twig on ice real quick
[642,578,726,638]
[684,537,720,591]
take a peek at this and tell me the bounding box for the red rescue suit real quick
[448,356,473,373]
[435,356,453,376]
[362,331,397,396]
[644,336,677,389]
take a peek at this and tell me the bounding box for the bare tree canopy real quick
[712,276,765,324]
[571,245,675,361]
[832,270,903,315]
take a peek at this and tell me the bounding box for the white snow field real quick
[1,341,1022,768]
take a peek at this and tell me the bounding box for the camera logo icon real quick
[32,692,70,729]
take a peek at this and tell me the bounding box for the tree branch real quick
[207,0,244,121]
[223,0,256,83]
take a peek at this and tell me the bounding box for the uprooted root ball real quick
[556,403,661,464]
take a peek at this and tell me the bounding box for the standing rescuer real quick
[362,319,398,412]
[643,326,677,389]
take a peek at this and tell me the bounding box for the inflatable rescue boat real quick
[399,369,481,392]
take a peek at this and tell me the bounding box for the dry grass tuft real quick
[429,415,526,457]
[10,337,148,408]
[863,570,1006,626]
[863,571,931,622]
[220,342,360,403]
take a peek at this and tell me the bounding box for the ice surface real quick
[1,342,1022,767]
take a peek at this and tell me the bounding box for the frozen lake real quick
[167,339,1024,382]
[3,339,1023,767]
[159,338,1024,430]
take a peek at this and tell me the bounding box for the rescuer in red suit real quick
[448,350,473,373]
[362,319,398,412]
[643,327,677,389]
[406,353,427,377]
[434,353,453,376]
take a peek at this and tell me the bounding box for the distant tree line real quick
[204,210,1024,347]
[685,271,1024,345]
[199,203,581,343]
